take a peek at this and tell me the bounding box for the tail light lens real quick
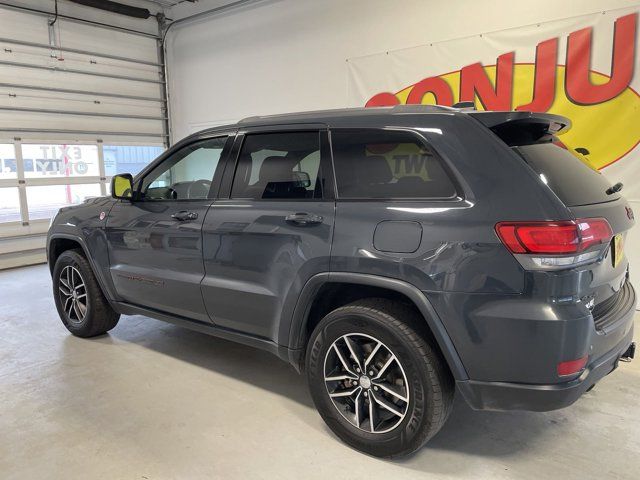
[496,218,612,255]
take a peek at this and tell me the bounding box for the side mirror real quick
[111,173,134,200]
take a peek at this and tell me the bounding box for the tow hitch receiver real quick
[620,342,636,363]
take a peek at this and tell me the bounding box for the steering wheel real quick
[186,179,212,199]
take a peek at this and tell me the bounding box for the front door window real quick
[140,137,228,200]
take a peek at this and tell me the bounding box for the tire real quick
[52,249,120,338]
[306,298,454,458]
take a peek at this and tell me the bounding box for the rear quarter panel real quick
[329,114,577,383]
[330,114,569,293]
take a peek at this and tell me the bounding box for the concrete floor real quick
[1,264,639,480]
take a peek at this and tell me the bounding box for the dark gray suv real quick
[47,105,636,457]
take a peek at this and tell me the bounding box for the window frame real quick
[132,134,233,203]
[328,127,462,202]
[220,125,335,202]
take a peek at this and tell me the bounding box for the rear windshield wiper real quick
[606,182,623,195]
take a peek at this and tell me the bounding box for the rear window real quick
[513,143,619,207]
[331,129,457,199]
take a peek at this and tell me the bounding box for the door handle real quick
[285,212,323,226]
[172,210,198,221]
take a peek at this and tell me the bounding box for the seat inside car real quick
[247,155,308,199]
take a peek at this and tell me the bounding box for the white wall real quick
[165,0,638,140]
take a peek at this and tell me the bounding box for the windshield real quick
[513,142,620,207]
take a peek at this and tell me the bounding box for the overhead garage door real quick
[0,4,166,269]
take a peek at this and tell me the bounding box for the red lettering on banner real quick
[460,52,515,110]
[565,13,636,105]
[516,38,558,111]
[365,92,400,107]
[406,77,454,105]
[364,13,638,112]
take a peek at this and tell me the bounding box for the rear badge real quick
[99,211,106,221]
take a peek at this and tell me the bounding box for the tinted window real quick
[141,137,227,200]
[231,132,321,199]
[513,143,618,207]
[331,129,456,199]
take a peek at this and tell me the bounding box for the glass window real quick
[140,137,226,201]
[513,143,616,207]
[231,132,321,199]
[22,144,100,178]
[331,129,457,199]
[0,144,17,179]
[26,184,102,220]
[0,187,21,223]
[103,145,164,176]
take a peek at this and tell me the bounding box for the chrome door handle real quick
[172,210,198,221]
[285,212,323,226]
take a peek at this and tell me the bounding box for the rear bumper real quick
[457,308,635,412]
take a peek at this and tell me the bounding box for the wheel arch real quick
[284,272,468,380]
[48,233,116,303]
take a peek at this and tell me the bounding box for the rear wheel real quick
[53,249,120,337]
[306,298,453,458]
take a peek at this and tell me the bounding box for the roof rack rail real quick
[452,101,476,110]
[388,104,456,112]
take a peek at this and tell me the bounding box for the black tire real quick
[52,249,120,338]
[306,298,454,458]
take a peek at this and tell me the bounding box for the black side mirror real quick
[111,173,134,200]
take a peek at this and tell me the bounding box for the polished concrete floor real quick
[1,264,639,480]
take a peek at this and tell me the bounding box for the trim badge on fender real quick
[99,211,106,220]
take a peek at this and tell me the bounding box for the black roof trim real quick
[177,106,571,144]
[237,104,456,126]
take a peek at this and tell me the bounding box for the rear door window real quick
[513,143,619,206]
[330,129,457,199]
[231,132,322,199]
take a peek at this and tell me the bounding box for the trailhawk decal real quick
[349,9,640,173]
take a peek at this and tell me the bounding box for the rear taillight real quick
[496,219,612,255]
[495,218,613,270]
[577,218,614,251]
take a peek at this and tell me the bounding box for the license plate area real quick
[612,234,624,268]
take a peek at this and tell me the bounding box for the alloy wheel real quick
[323,333,409,434]
[58,265,88,324]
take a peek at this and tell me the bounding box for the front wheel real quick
[52,249,120,337]
[306,299,453,458]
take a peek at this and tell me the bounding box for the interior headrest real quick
[258,156,293,183]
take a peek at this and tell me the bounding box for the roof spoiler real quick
[468,111,571,146]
